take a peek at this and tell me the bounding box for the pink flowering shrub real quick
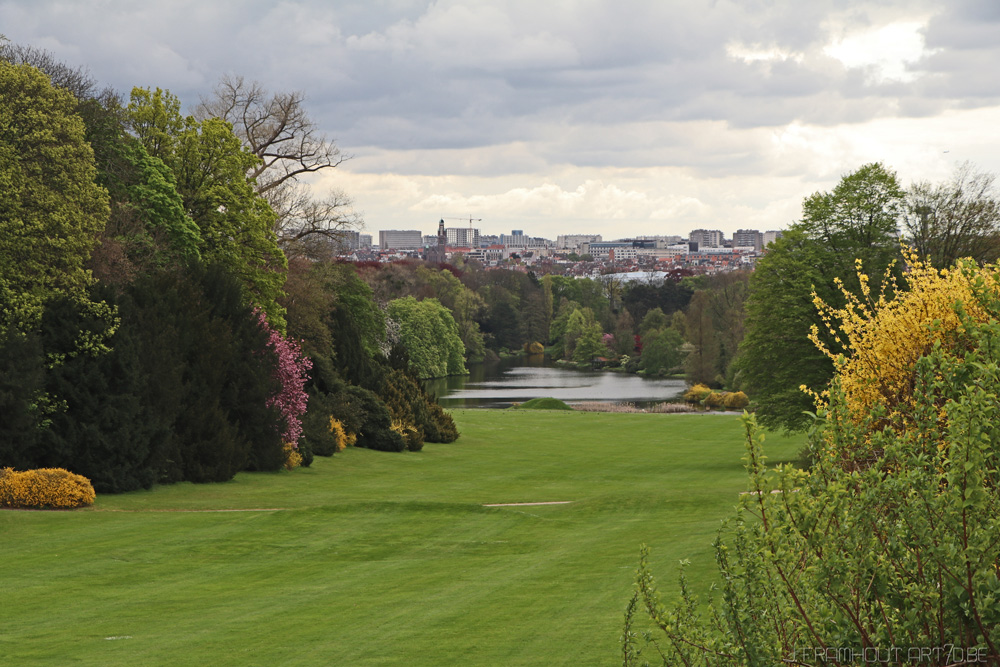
[257,311,312,446]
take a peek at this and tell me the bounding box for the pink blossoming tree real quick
[257,311,312,445]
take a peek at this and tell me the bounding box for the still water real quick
[424,354,686,409]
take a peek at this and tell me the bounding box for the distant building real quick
[425,219,448,263]
[500,230,527,248]
[689,229,725,248]
[629,235,683,247]
[733,229,762,251]
[501,230,549,250]
[340,230,361,250]
[446,227,480,248]
[359,234,372,249]
[556,234,602,250]
[379,230,423,250]
[583,239,657,261]
[763,230,784,247]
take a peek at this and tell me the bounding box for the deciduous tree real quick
[195,75,358,259]
[902,162,1000,267]
[736,163,904,431]
[0,61,111,337]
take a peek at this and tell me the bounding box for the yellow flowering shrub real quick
[723,391,749,410]
[283,443,302,471]
[683,384,713,403]
[328,417,351,452]
[808,248,1000,429]
[0,467,96,509]
[704,391,726,408]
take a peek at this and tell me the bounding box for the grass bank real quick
[1,410,804,666]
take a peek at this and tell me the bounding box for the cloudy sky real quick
[4,0,999,241]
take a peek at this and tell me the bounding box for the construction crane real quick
[444,216,482,230]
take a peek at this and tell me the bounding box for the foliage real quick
[329,418,351,452]
[639,327,684,376]
[0,327,46,466]
[416,265,486,361]
[327,382,405,453]
[282,443,302,471]
[32,290,160,493]
[623,279,693,327]
[809,250,1000,466]
[722,391,749,410]
[126,87,288,329]
[737,164,904,432]
[0,467,95,509]
[638,307,669,337]
[387,296,466,379]
[0,60,111,338]
[683,289,721,386]
[257,311,312,445]
[902,162,1000,268]
[194,74,357,261]
[626,254,1000,666]
[510,397,574,411]
[572,321,606,363]
[423,401,459,443]
[682,384,713,403]
[561,306,603,362]
[390,419,424,452]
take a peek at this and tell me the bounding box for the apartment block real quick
[379,230,423,250]
[689,229,725,248]
[446,227,480,248]
[733,229,762,251]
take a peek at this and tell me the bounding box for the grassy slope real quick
[0,410,804,666]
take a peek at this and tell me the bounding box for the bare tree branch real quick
[902,162,1000,267]
[194,74,348,193]
[195,74,361,258]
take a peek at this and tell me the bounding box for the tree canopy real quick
[0,61,111,337]
[737,163,904,432]
[387,297,467,379]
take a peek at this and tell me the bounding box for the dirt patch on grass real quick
[482,501,574,507]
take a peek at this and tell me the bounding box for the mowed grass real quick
[1,410,804,666]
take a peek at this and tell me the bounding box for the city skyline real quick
[4,1,998,240]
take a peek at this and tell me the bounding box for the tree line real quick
[0,42,456,494]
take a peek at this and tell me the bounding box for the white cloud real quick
[824,20,938,84]
[726,42,803,65]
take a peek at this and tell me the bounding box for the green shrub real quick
[424,402,459,443]
[511,397,574,411]
[0,467,95,509]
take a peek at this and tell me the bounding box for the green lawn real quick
[1,410,804,666]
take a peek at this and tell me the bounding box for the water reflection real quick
[425,355,686,409]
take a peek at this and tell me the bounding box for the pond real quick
[424,354,687,409]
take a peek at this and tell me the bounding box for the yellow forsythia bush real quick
[283,443,302,471]
[809,248,1000,425]
[0,467,96,509]
[683,384,713,403]
[723,391,749,410]
[329,417,349,452]
[704,391,726,408]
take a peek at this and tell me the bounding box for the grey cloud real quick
[2,0,998,175]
